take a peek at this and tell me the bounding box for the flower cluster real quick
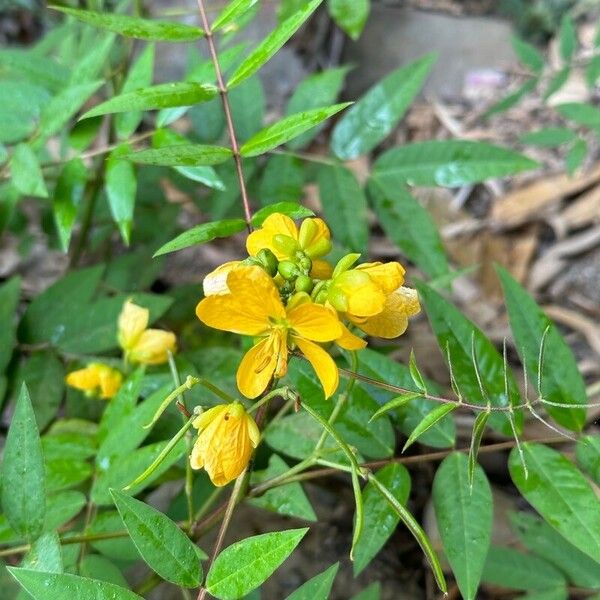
[65,300,176,399]
[196,213,420,400]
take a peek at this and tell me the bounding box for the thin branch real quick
[195,0,252,227]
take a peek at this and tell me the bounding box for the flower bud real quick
[305,238,331,259]
[295,274,314,294]
[256,248,279,277]
[273,234,299,257]
[299,256,312,272]
[327,286,349,312]
[332,253,361,278]
[278,260,300,280]
[298,218,318,249]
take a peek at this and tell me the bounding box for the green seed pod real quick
[278,260,300,280]
[295,275,314,294]
[256,248,279,277]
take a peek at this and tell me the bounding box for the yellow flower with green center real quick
[196,265,343,399]
[118,300,177,365]
[190,402,260,487]
[65,363,123,399]
[246,213,333,279]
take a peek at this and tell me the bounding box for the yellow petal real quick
[98,367,123,399]
[332,270,386,317]
[192,404,229,432]
[245,413,260,447]
[236,337,278,399]
[287,302,342,342]
[298,218,331,258]
[203,261,241,296]
[196,266,284,336]
[358,287,421,339]
[118,300,149,350]
[336,323,368,350]
[129,329,176,365]
[310,259,333,279]
[293,337,339,398]
[65,366,101,393]
[356,261,405,294]
[246,213,298,259]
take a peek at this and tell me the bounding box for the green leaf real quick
[82,82,217,119]
[106,146,137,244]
[285,66,350,149]
[353,463,411,575]
[50,6,204,41]
[45,457,93,492]
[206,528,309,599]
[0,277,20,373]
[8,568,143,600]
[511,36,544,73]
[403,403,456,451]
[509,443,600,563]
[124,144,233,167]
[22,531,63,574]
[37,81,103,142]
[496,266,587,431]
[258,154,304,207]
[213,0,260,32]
[468,411,489,487]
[249,454,317,521]
[415,281,522,435]
[372,140,538,187]
[53,159,87,252]
[111,489,202,587]
[482,546,566,591]
[520,127,577,147]
[510,511,600,589]
[0,385,46,540]
[369,393,423,422]
[91,439,187,505]
[0,81,50,144]
[576,434,600,485]
[331,54,435,160]
[0,49,69,92]
[228,0,323,88]
[15,350,64,430]
[175,166,225,190]
[556,102,600,127]
[543,67,570,101]
[318,164,368,252]
[350,582,381,600]
[251,202,314,227]
[229,76,266,142]
[586,55,600,87]
[328,0,370,40]
[115,44,155,140]
[368,182,449,278]
[432,452,492,600]
[87,511,139,561]
[44,490,87,533]
[42,432,96,461]
[79,555,128,587]
[285,563,339,599]
[10,144,47,198]
[559,15,577,63]
[154,218,246,256]
[70,31,115,84]
[240,103,351,157]
[483,77,538,119]
[566,138,587,176]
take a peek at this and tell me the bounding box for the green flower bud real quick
[332,253,361,278]
[256,248,279,277]
[327,286,349,313]
[298,218,317,249]
[299,256,312,272]
[273,234,299,257]
[295,275,314,294]
[278,260,300,280]
[305,238,331,259]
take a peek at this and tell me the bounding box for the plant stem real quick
[195,0,252,227]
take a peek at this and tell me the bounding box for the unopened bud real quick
[298,218,318,248]
[273,234,299,257]
[305,238,331,259]
[256,248,278,277]
[327,286,349,313]
[278,260,300,280]
[332,253,361,278]
[295,275,314,294]
[299,256,312,272]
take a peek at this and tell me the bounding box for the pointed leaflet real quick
[82,82,217,119]
[576,434,600,485]
[566,138,587,176]
[415,281,522,435]
[251,202,314,227]
[213,0,260,33]
[8,568,143,600]
[367,181,449,278]
[0,385,46,541]
[331,54,435,159]
[511,36,544,73]
[0,277,20,373]
[509,443,600,563]
[520,127,576,147]
[105,145,136,244]
[50,6,204,41]
[115,44,155,139]
[79,555,128,587]
[328,0,369,40]
[559,15,577,63]
[318,164,368,253]
[111,490,203,587]
[372,140,538,187]
[496,266,587,431]
[21,531,63,574]
[123,144,232,167]
[353,464,411,576]
[10,143,47,198]
[285,563,339,600]
[468,411,490,487]
[228,0,323,88]
[556,102,600,126]
[206,529,309,599]
[433,452,492,600]
[154,218,247,256]
[240,103,351,156]
[53,159,87,252]
[483,77,538,119]
[403,403,457,451]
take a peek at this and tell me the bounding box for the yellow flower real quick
[118,300,176,365]
[65,363,123,399]
[246,213,333,278]
[196,266,343,399]
[202,261,241,296]
[190,402,260,487]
